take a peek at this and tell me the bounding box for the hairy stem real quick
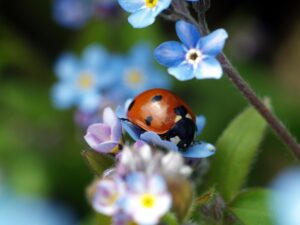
[171,1,300,160]
[218,53,300,160]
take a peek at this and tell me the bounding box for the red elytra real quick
[127,88,196,135]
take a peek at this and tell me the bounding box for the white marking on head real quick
[175,115,182,122]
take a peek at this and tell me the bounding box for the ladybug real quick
[127,88,196,148]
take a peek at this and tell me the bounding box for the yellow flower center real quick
[78,73,94,90]
[107,193,119,205]
[145,0,158,8]
[127,221,138,225]
[126,69,144,87]
[140,194,156,208]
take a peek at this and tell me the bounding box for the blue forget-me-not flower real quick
[0,186,75,225]
[108,43,171,100]
[53,0,119,29]
[51,44,113,113]
[154,20,228,81]
[53,0,92,29]
[118,0,172,28]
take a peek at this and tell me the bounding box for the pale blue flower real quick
[118,0,172,28]
[53,0,119,29]
[0,188,75,225]
[154,20,228,81]
[270,168,300,225]
[108,43,171,100]
[51,44,112,112]
[53,0,92,29]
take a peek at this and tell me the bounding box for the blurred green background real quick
[0,0,300,223]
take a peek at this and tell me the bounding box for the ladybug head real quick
[165,106,196,148]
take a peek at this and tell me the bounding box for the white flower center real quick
[78,73,95,90]
[186,49,203,66]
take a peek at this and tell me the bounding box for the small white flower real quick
[124,172,172,225]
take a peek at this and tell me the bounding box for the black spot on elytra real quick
[174,106,188,117]
[128,100,135,111]
[145,116,153,126]
[151,95,163,102]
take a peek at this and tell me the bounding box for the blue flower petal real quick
[128,9,155,28]
[194,57,223,79]
[129,42,153,67]
[53,0,91,29]
[126,172,146,192]
[118,0,145,13]
[152,0,172,16]
[168,63,195,81]
[176,20,200,48]
[116,99,132,119]
[181,141,216,158]
[79,91,102,112]
[154,41,186,67]
[82,44,107,69]
[121,120,145,141]
[51,83,76,109]
[54,53,78,80]
[116,106,125,119]
[140,131,178,151]
[196,115,206,136]
[198,29,228,57]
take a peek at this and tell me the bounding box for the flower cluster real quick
[116,0,228,80]
[155,20,228,81]
[51,43,170,126]
[89,142,192,225]
[53,0,119,29]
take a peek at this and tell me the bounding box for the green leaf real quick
[168,178,194,223]
[95,213,111,225]
[207,104,268,202]
[81,150,115,176]
[229,189,273,225]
